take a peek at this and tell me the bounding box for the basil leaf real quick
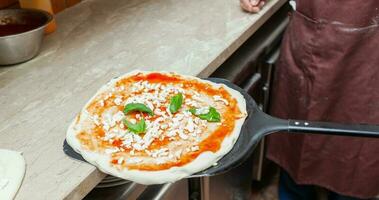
[189,107,197,115]
[169,93,183,114]
[189,107,221,122]
[123,118,146,134]
[124,103,153,116]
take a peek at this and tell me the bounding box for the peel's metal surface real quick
[64,140,86,162]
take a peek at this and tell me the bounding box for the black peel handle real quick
[288,120,379,138]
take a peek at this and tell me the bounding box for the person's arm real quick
[240,0,265,13]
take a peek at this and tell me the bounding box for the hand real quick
[240,0,265,13]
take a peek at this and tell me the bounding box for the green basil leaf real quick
[123,103,153,116]
[189,107,221,122]
[169,93,183,114]
[189,107,197,115]
[123,118,146,134]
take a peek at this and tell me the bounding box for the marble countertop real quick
[0,0,286,199]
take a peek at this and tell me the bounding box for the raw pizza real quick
[66,71,247,184]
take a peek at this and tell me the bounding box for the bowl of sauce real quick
[0,9,52,65]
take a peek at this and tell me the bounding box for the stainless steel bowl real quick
[0,9,53,65]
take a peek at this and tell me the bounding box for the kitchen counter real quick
[0,0,286,199]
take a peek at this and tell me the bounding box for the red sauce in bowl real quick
[0,23,40,37]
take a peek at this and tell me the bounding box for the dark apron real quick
[267,0,379,198]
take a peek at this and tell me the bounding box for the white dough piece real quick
[0,149,26,200]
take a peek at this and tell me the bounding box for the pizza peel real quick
[63,78,379,179]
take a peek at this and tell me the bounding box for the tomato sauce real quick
[147,137,171,150]
[133,72,181,83]
[112,139,123,147]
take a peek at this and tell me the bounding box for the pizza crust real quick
[66,70,247,184]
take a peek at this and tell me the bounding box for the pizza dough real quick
[66,71,247,184]
[0,149,26,200]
